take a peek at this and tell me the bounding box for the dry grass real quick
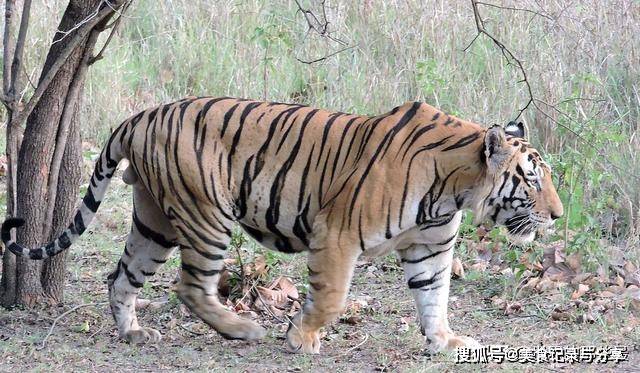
[3,0,638,240]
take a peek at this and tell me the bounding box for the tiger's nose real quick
[550,211,563,220]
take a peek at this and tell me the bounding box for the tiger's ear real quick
[504,121,528,139]
[484,125,510,173]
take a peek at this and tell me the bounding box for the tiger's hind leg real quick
[108,185,178,344]
[174,228,266,340]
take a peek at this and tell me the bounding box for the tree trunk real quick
[1,0,122,307]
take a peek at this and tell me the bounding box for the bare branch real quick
[294,0,346,46]
[464,0,640,181]
[88,1,132,65]
[293,0,353,65]
[467,0,534,120]
[8,0,32,103]
[11,0,125,127]
[3,0,17,101]
[50,0,105,45]
[475,1,554,21]
[295,44,355,65]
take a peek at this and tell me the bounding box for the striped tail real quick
[1,123,127,260]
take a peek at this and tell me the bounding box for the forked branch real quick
[464,0,639,181]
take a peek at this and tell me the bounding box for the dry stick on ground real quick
[344,332,369,354]
[465,0,640,182]
[38,302,108,350]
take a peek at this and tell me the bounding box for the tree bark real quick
[1,0,124,307]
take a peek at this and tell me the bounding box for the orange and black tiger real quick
[1,97,563,353]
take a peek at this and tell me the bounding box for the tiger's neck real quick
[401,104,490,222]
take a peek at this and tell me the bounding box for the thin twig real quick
[344,332,369,354]
[475,1,554,20]
[38,302,107,350]
[234,245,245,291]
[50,0,105,45]
[178,323,207,336]
[293,0,347,46]
[254,286,289,324]
[295,44,355,65]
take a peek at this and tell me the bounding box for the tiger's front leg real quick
[398,241,480,353]
[285,240,360,354]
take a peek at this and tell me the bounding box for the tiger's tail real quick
[1,122,129,260]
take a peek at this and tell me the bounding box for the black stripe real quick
[220,102,240,138]
[73,211,86,235]
[401,247,452,264]
[441,132,480,151]
[348,102,421,222]
[133,213,176,248]
[82,187,101,213]
[58,232,72,249]
[227,102,261,189]
[182,262,221,277]
[265,109,319,249]
[407,266,447,289]
[400,123,436,160]
[121,262,143,288]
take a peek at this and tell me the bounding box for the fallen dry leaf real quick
[504,301,522,316]
[275,276,299,301]
[451,257,465,279]
[571,284,590,300]
[253,255,268,278]
[470,261,488,272]
[575,311,595,324]
[550,310,571,321]
[256,286,289,309]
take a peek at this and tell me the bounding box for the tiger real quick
[1,97,563,354]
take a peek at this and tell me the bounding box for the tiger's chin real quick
[506,231,536,245]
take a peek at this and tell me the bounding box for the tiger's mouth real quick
[504,214,538,244]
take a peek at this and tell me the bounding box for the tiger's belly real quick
[363,212,463,258]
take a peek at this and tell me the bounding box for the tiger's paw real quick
[123,327,162,344]
[217,318,267,341]
[285,323,321,354]
[426,331,480,353]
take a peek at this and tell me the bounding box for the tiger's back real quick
[125,97,486,255]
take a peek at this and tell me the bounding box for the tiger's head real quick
[474,121,563,243]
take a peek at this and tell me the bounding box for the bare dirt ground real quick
[1,173,639,373]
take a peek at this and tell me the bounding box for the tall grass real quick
[1,0,639,250]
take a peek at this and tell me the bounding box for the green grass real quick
[2,0,639,249]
